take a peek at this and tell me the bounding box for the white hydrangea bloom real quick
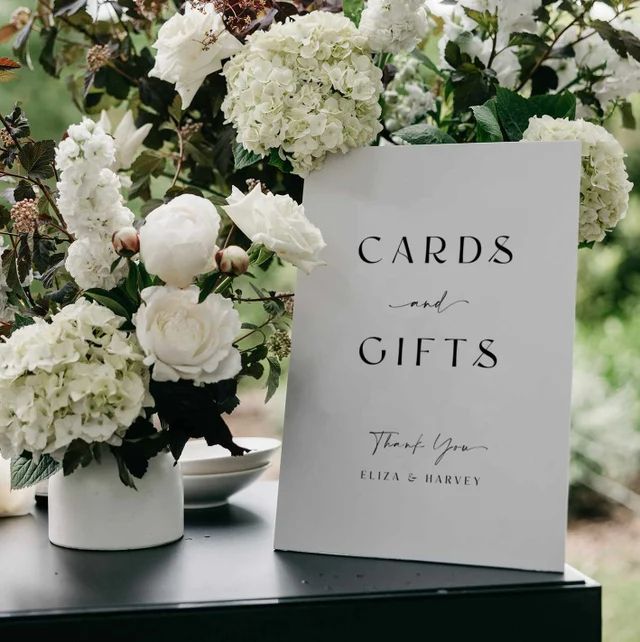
[222,11,383,177]
[384,55,436,132]
[0,300,150,461]
[523,116,633,243]
[150,2,242,109]
[56,118,134,289]
[359,0,430,54]
[225,185,326,274]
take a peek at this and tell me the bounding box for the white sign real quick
[275,142,581,572]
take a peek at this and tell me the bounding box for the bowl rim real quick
[180,437,281,464]
[181,462,271,480]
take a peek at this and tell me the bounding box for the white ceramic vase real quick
[48,451,184,550]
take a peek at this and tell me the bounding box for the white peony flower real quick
[384,54,436,132]
[222,11,383,177]
[139,194,221,288]
[99,110,153,170]
[134,286,242,385]
[66,237,129,291]
[149,2,242,109]
[359,0,430,54]
[0,300,150,461]
[523,116,633,243]
[225,185,326,274]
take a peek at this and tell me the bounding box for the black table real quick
[0,481,601,641]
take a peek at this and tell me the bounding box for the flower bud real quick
[215,245,250,276]
[112,226,140,257]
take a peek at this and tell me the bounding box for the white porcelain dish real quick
[182,463,270,509]
[179,437,281,475]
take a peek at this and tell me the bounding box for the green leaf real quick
[14,180,36,201]
[62,439,94,476]
[84,289,131,319]
[18,140,56,180]
[33,230,57,274]
[495,87,531,141]
[444,40,464,69]
[265,357,282,403]
[13,313,35,329]
[471,99,503,142]
[591,20,627,59]
[53,0,87,16]
[412,50,443,77]
[3,248,29,306]
[49,281,79,305]
[131,150,166,178]
[394,124,455,145]
[124,260,141,305]
[39,28,59,78]
[620,28,640,63]
[268,148,293,173]
[110,256,123,273]
[508,32,548,49]
[16,234,31,284]
[451,65,496,112]
[233,142,261,171]
[530,65,559,95]
[528,92,576,119]
[168,93,183,120]
[198,271,220,303]
[111,448,138,489]
[4,105,30,140]
[621,101,636,130]
[11,454,61,490]
[343,0,365,26]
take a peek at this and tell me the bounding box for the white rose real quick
[134,286,242,385]
[224,185,326,274]
[149,3,243,109]
[139,194,221,288]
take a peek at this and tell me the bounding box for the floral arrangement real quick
[0,0,638,489]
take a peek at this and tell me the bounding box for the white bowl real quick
[179,437,281,475]
[183,463,270,509]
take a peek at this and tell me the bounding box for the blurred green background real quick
[2,2,640,640]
